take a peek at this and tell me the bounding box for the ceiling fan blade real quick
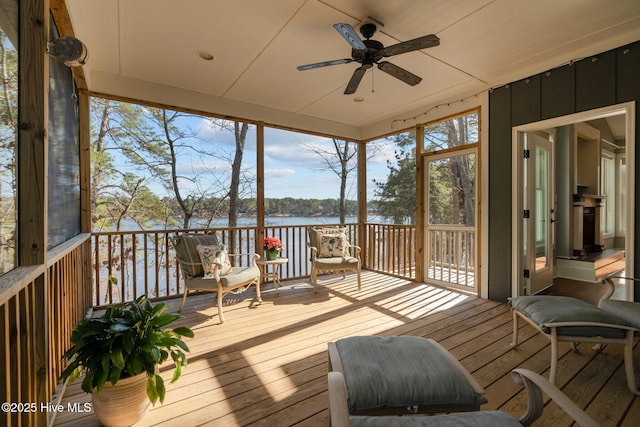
[377,61,422,86]
[297,58,353,71]
[344,65,370,95]
[333,23,366,50]
[380,34,440,57]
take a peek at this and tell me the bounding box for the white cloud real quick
[174,159,231,175]
[265,168,295,179]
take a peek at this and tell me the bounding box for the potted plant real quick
[262,236,283,260]
[59,295,194,427]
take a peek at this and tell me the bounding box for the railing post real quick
[415,126,425,281]
[358,142,367,268]
[256,122,265,255]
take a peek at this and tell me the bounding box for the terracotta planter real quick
[91,372,151,427]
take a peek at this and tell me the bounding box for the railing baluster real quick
[90,222,421,307]
[132,233,138,300]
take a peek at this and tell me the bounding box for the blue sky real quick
[175,118,397,200]
[104,105,399,201]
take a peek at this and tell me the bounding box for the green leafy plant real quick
[59,295,194,404]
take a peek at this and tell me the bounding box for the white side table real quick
[256,257,288,294]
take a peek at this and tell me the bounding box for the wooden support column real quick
[357,141,367,267]
[256,122,265,249]
[19,0,50,420]
[414,126,425,281]
[79,92,91,233]
[20,0,49,265]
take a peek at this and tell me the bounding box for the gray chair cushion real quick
[184,266,260,290]
[510,295,632,338]
[335,336,487,414]
[350,410,521,427]
[219,266,260,288]
[174,233,220,277]
[598,299,640,330]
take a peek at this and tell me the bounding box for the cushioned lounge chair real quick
[327,336,486,415]
[328,368,599,427]
[307,226,361,293]
[599,276,640,330]
[509,292,639,394]
[173,233,261,322]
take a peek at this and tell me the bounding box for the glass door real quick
[425,148,477,291]
[522,132,554,294]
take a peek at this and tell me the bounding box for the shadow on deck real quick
[55,270,639,426]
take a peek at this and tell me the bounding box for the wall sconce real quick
[47,36,88,67]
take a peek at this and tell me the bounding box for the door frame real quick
[511,102,636,300]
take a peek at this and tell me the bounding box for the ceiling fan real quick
[297,22,440,95]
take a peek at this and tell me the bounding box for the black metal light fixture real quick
[47,36,88,67]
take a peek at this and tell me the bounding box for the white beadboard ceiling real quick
[66,0,640,141]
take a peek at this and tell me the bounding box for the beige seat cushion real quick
[315,256,359,269]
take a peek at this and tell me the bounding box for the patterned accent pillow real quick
[196,244,232,277]
[319,234,347,258]
[174,233,220,277]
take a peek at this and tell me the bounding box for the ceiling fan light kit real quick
[297,22,439,95]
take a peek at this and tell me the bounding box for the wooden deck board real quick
[54,270,638,426]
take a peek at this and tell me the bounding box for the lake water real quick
[100,215,391,232]
[93,215,393,303]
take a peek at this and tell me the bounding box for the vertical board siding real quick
[488,84,513,302]
[575,50,616,112]
[488,40,640,302]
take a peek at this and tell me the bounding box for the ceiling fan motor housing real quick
[351,39,384,64]
[360,22,378,39]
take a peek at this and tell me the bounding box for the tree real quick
[0,31,17,272]
[424,114,477,225]
[90,99,173,231]
[115,107,232,229]
[203,119,253,228]
[90,98,256,233]
[374,113,478,226]
[304,139,356,223]
[304,139,381,224]
[373,132,416,224]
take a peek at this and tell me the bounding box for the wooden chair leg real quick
[356,268,361,290]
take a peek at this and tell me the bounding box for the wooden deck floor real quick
[54,270,639,426]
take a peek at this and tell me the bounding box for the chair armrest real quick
[308,246,319,261]
[512,368,599,427]
[601,276,639,301]
[350,245,361,258]
[327,372,350,427]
